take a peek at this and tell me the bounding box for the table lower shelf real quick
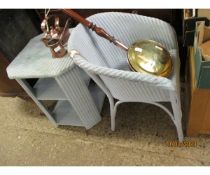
[33,67,90,101]
[52,100,83,126]
[47,81,105,126]
[33,78,66,100]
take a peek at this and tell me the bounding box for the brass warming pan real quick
[63,9,173,77]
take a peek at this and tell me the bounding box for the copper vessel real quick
[41,13,70,58]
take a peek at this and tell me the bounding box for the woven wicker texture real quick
[7,33,74,79]
[68,12,183,141]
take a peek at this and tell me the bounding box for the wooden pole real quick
[62,9,128,51]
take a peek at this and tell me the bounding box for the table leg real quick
[55,66,101,129]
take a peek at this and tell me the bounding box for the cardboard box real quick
[187,47,210,136]
[195,48,210,88]
[194,21,210,88]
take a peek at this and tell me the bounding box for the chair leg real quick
[111,100,124,131]
[173,111,184,142]
[175,120,184,142]
[170,92,184,142]
[111,108,116,131]
[107,95,116,131]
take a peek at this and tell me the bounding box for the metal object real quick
[40,9,71,58]
[128,40,173,77]
[46,18,71,58]
[47,38,67,58]
[59,18,70,46]
[63,9,173,77]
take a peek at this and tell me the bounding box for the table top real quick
[7,30,74,79]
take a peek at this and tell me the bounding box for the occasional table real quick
[6,32,105,129]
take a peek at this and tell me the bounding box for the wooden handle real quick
[63,9,92,28]
[62,9,128,51]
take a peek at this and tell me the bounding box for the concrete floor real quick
[0,95,210,165]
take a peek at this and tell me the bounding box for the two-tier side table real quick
[6,32,105,129]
